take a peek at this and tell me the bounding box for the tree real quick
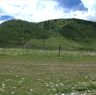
[54,27,64,57]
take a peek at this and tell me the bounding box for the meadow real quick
[0,48,96,95]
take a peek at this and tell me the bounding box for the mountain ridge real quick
[0,18,96,50]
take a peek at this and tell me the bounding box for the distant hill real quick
[39,18,96,43]
[0,19,49,48]
[0,19,96,50]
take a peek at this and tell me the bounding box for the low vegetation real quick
[0,49,96,95]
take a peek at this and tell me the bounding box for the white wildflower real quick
[55,84,58,87]
[61,93,65,95]
[15,75,18,78]
[71,92,79,95]
[50,82,53,85]
[46,84,49,87]
[12,87,16,89]
[19,80,23,83]
[2,83,5,87]
[51,85,54,88]
[60,83,64,86]
[52,88,56,91]
[21,78,24,80]
[85,76,88,78]
[30,89,33,91]
[11,91,15,94]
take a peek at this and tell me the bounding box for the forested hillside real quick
[39,19,96,43]
[0,19,96,50]
[0,20,49,47]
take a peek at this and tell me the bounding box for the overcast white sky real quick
[0,0,96,23]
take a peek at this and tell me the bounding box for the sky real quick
[0,0,96,23]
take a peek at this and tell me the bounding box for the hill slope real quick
[0,19,96,50]
[0,19,49,48]
[39,19,96,43]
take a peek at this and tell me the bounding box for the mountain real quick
[39,19,96,50]
[0,19,96,50]
[39,18,96,43]
[0,19,49,48]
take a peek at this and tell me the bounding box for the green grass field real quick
[0,48,96,95]
[26,36,96,51]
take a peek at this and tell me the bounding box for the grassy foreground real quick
[0,48,96,95]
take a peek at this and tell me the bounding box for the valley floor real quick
[0,49,96,95]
